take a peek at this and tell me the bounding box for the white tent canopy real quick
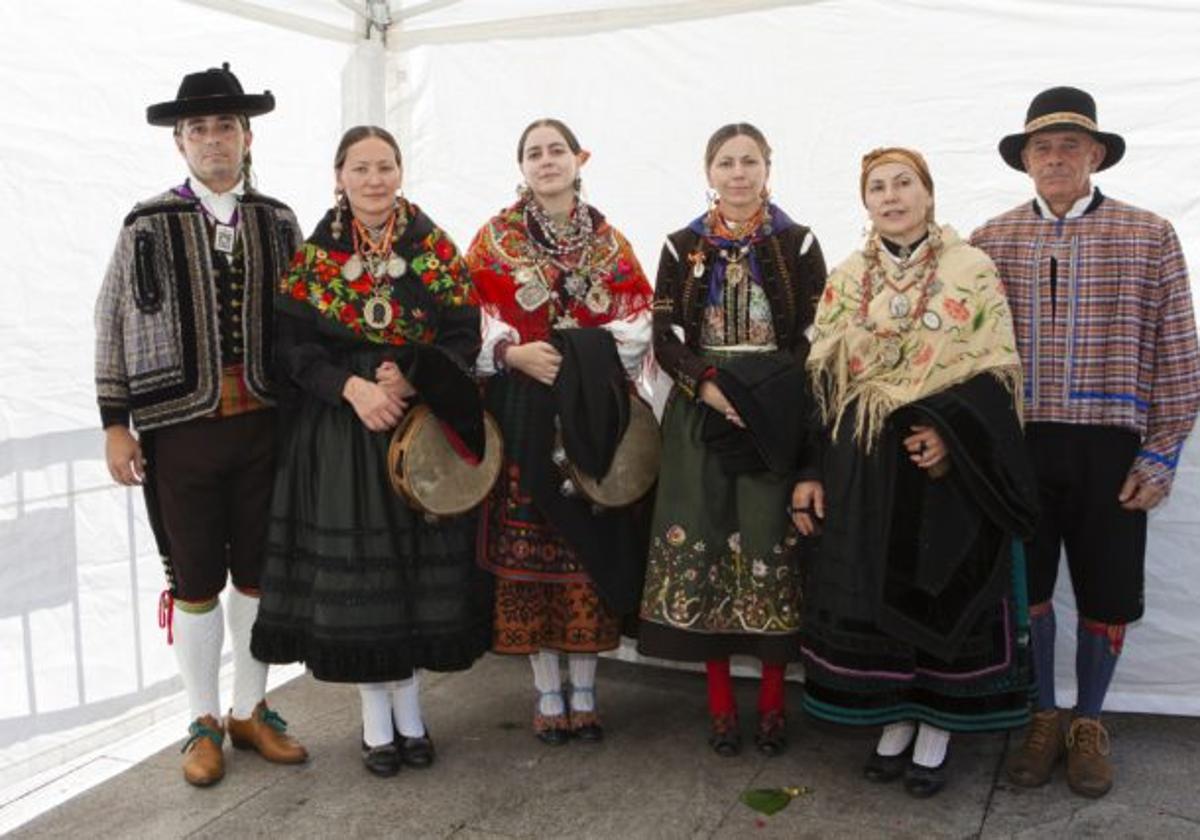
[2,0,1199,796]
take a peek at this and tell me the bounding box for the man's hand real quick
[105,426,145,486]
[1118,471,1167,511]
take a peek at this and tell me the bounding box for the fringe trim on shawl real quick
[812,363,1024,452]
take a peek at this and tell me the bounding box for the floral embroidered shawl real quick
[807,225,1022,448]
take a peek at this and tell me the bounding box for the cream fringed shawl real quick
[807,225,1022,448]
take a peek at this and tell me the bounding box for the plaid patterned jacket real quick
[94,188,300,431]
[971,193,1200,491]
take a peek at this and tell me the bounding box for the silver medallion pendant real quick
[921,310,942,330]
[585,283,612,315]
[726,261,749,287]
[889,293,911,319]
[515,280,552,312]
[367,255,388,279]
[515,267,537,286]
[564,272,588,299]
[213,224,236,254]
[878,338,902,368]
[342,254,364,281]
[386,255,407,278]
[363,295,394,329]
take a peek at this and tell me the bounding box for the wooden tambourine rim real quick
[387,404,503,517]
[562,396,661,508]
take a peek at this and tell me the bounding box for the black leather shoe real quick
[708,713,741,758]
[863,744,911,783]
[399,731,435,768]
[904,757,947,798]
[361,740,401,777]
[754,710,787,757]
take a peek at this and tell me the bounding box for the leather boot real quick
[226,701,308,764]
[1066,717,1113,798]
[181,715,225,787]
[1006,708,1065,787]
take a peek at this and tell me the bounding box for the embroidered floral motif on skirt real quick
[479,458,620,654]
[638,381,804,663]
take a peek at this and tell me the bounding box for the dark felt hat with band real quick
[147,62,275,127]
[999,86,1125,172]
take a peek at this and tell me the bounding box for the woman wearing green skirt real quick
[637,123,826,757]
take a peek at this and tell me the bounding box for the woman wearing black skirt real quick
[252,126,492,777]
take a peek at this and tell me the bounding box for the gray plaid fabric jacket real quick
[94,187,301,430]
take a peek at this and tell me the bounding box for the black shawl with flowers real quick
[274,203,482,436]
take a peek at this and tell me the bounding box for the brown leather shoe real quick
[226,701,308,764]
[1006,708,1065,787]
[181,715,225,787]
[1066,717,1113,798]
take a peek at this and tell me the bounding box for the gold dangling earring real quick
[331,190,344,240]
[705,188,718,211]
[516,181,532,202]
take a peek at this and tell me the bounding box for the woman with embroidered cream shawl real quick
[791,148,1038,798]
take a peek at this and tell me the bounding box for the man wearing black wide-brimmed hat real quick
[95,63,308,786]
[972,86,1200,798]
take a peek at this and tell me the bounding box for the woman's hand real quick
[343,375,407,432]
[504,341,562,386]
[789,480,825,536]
[698,380,745,428]
[105,426,145,486]
[375,360,417,400]
[904,424,949,475]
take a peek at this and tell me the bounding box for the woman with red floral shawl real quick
[252,126,492,778]
[466,118,653,745]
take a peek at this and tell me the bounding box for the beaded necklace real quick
[692,203,769,284]
[854,224,944,367]
[340,202,411,329]
[513,196,610,320]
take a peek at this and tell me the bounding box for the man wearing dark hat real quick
[95,64,308,786]
[972,86,1200,798]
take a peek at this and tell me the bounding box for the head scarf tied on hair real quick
[859,147,936,221]
[807,148,1021,449]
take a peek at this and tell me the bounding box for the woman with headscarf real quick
[793,147,1038,797]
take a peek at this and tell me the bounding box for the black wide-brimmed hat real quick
[146,62,275,127]
[999,86,1125,172]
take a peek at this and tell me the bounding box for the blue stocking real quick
[1029,602,1057,711]
[1075,618,1124,718]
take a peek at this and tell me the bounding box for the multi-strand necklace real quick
[342,202,410,329]
[855,224,944,368]
[514,197,609,319]
[691,203,769,284]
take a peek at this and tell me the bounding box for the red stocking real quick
[758,662,786,714]
[705,659,736,717]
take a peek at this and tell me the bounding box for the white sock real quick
[389,675,425,738]
[567,653,598,713]
[529,650,564,716]
[226,587,268,719]
[358,683,394,748]
[876,720,917,757]
[173,600,224,721]
[913,722,950,768]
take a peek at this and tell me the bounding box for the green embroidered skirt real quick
[637,379,803,663]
